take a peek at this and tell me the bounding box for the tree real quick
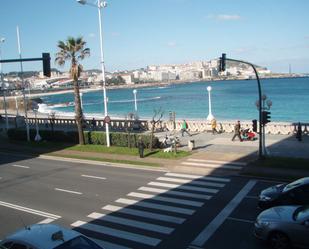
[149,108,164,151]
[55,37,90,145]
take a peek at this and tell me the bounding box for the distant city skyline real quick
[0,0,309,74]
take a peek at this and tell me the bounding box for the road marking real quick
[116,198,195,215]
[88,212,174,234]
[37,218,55,224]
[157,177,225,188]
[227,217,255,224]
[165,173,231,182]
[128,192,204,207]
[71,220,161,246]
[0,200,61,219]
[81,174,106,180]
[187,158,246,166]
[148,181,218,194]
[12,164,30,169]
[54,188,82,195]
[138,186,212,200]
[181,161,242,170]
[102,205,185,224]
[187,246,204,249]
[190,180,257,247]
[91,238,132,249]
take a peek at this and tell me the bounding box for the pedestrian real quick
[231,120,243,142]
[138,136,145,158]
[181,119,191,137]
[211,118,218,135]
[91,118,96,131]
[296,122,302,142]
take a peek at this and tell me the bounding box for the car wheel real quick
[268,231,290,249]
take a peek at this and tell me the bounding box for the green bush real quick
[7,129,160,148]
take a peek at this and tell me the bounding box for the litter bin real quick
[188,140,195,151]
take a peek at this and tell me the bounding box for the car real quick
[0,224,105,249]
[258,177,309,209]
[254,205,309,249]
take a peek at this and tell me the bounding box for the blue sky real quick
[0,0,309,73]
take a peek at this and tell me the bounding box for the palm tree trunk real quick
[73,80,85,145]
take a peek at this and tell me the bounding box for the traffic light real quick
[219,53,226,72]
[262,111,271,125]
[42,53,51,77]
[252,119,257,132]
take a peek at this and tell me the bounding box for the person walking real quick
[138,137,145,158]
[181,119,191,137]
[211,118,218,135]
[231,120,243,142]
[296,122,302,142]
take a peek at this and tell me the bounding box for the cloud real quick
[207,14,241,21]
[167,41,177,47]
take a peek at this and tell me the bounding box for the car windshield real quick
[293,206,309,221]
[54,235,103,249]
[283,178,305,192]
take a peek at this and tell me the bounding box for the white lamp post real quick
[0,37,9,131]
[34,109,41,142]
[133,89,137,112]
[15,96,19,116]
[206,86,214,121]
[76,0,110,147]
[79,92,83,111]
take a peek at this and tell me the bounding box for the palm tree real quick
[55,37,90,145]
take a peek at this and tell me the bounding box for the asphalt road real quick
[0,153,283,249]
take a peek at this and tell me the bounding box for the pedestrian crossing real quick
[71,172,231,249]
[181,158,246,170]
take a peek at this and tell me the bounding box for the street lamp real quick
[0,37,9,131]
[206,86,215,121]
[33,108,41,142]
[77,0,110,147]
[133,89,137,112]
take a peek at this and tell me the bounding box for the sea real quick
[38,77,309,123]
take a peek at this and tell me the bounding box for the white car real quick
[0,224,104,249]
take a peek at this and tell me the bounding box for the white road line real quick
[81,174,106,180]
[12,164,30,169]
[0,200,61,219]
[128,192,204,207]
[181,162,242,170]
[187,158,247,166]
[88,212,174,234]
[190,180,257,247]
[138,187,212,200]
[91,238,132,249]
[157,177,225,188]
[102,205,185,224]
[116,198,195,215]
[227,217,255,224]
[71,220,161,247]
[37,218,55,224]
[148,182,218,194]
[165,173,231,182]
[54,188,82,195]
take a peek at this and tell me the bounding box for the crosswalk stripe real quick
[188,158,246,166]
[91,238,132,249]
[88,212,174,234]
[148,182,218,194]
[157,177,225,188]
[128,192,204,207]
[71,220,161,247]
[181,162,242,170]
[102,205,185,224]
[138,187,212,200]
[165,173,230,182]
[116,198,195,215]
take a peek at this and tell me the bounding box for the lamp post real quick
[33,109,41,142]
[0,37,9,131]
[206,86,214,121]
[76,0,110,147]
[133,89,137,112]
[15,96,19,116]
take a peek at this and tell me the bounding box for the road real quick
[0,153,282,249]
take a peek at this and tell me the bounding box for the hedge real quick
[7,129,160,148]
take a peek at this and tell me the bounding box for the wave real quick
[109,96,161,104]
[140,86,171,91]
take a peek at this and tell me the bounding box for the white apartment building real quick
[121,74,134,84]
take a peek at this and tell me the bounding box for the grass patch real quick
[48,153,161,168]
[249,156,309,171]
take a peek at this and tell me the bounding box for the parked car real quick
[258,177,309,209]
[254,205,309,249]
[0,224,104,249]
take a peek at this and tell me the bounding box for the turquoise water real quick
[41,77,309,122]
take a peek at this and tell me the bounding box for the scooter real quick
[241,128,257,141]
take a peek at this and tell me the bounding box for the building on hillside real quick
[121,74,134,84]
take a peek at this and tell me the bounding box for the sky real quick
[0,0,309,74]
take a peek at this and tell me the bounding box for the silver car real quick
[254,205,309,249]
